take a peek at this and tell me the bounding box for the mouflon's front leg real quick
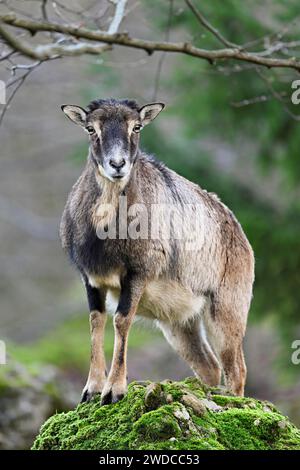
[101,273,145,405]
[81,283,107,403]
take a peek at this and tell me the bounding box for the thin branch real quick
[229,65,300,120]
[9,60,41,75]
[51,1,75,23]
[217,63,257,75]
[52,0,100,18]
[37,41,112,57]
[152,0,173,101]
[254,40,300,57]
[107,0,128,34]
[0,64,40,126]
[0,0,128,59]
[274,15,300,42]
[0,1,129,127]
[184,0,240,49]
[41,0,49,21]
[0,49,15,61]
[5,64,43,88]
[1,14,300,71]
[231,93,277,107]
[0,22,43,60]
[255,67,300,121]
[239,15,300,50]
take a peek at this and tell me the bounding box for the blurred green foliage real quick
[143,1,300,358]
[10,316,159,373]
[152,0,300,184]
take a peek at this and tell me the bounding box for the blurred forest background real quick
[0,0,300,449]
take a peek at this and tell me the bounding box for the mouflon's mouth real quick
[112,174,124,180]
[110,167,132,181]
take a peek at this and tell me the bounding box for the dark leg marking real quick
[85,281,106,313]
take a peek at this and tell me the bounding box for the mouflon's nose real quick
[109,159,126,170]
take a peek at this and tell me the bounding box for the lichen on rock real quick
[32,378,300,450]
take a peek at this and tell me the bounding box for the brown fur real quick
[60,98,254,404]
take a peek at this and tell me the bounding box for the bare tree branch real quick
[107,0,128,34]
[0,22,41,60]
[0,62,41,126]
[184,0,240,50]
[0,49,15,61]
[41,0,49,22]
[230,94,269,107]
[0,0,128,125]
[230,66,300,120]
[1,12,300,71]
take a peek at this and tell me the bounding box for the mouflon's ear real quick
[61,105,87,126]
[139,102,165,126]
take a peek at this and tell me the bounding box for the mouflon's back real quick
[129,154,254,299]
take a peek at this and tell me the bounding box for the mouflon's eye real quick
[86,126,95,135]
[133,124,142,133]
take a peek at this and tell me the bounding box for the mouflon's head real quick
[61,98,164,183]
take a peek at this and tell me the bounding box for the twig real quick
[241,15,300,50]
[231,93,281,107]
[52,0,100,17]
[9,60,41,75]
[107,0,128,34]
[152,0,173,101]
[184,0,240,50]
[41,0,49,21]
[0,49,15,61]
[0,22,44,60]
[0,62,41,126]
[0,1,128,127]
[255,67,300,121]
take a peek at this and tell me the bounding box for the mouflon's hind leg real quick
[157,318,221,387]
[221,342,247,397]
[203,294,248,397]
[81,282,107,403]
[205,238,253,397]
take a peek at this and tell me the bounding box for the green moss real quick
[32,379,300,451]
[133,407,182,442]
[212,394,259,408]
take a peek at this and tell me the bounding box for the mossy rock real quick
[32,378,300,450]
